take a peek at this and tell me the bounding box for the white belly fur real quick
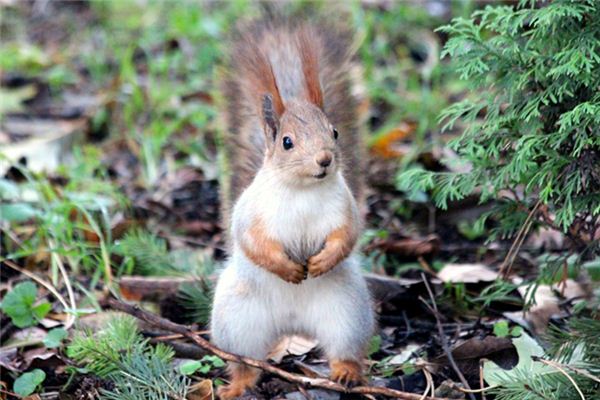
[211,170,374,360]
[211,251,373,360]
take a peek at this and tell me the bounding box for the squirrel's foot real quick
[218,363,260,400]
[274,260,306,284]
[307,250,338,277]
[217,384,244,400]
[329,359,364,387]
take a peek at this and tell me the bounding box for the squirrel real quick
[211,17,374,400]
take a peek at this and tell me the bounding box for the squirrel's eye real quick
[333,128,339,140]
[282,136,294,150]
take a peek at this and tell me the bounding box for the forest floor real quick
[0,2,597,400]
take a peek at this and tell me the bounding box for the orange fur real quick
[242,45,285,117]
[297,26,324,108]
[240,218,306,283]
[218,363,261,400]
[307,212,358,277]
[330,359,364,386]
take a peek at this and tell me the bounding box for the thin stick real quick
[542,360,600,384]
[148,331,209,341]
[420,367,434,400]
[533,357,586,400]
[479,358,487,400]
[105,298,450,400]
[49,240,77,329]
[421,274,476,400]
[499,199,541,278]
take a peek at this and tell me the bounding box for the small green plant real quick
[68,315,191,399]
[43,327,68,348]
[177,279,214,325]
[0,282,51,328]
[179,355,225,376]
[13,369,46,397]
[115,229,176,276]
[399,0,600,257]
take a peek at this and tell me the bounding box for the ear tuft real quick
[262,94,279,141]
[298,26,324,109]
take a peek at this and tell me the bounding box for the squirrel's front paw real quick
[275,260,306,284]
[307,250,337,277]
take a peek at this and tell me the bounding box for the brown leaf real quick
[434,336,517,378]
[369,122,416,159]
[268,335,318,363]
[187,379,213,400]
[365,234,440,258]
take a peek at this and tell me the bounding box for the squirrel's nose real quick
[316,151,333,168]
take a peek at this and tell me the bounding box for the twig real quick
[49,240,77,329]
[532,357,586,400]
[499,199,542,279]
[479,359,487,400]
[533,358,600,384]
[420,366,434,400]
[0,387,21,399]
[417,257,438,278]
[420,273,476,400]
[105,298,451,400]
[147,331,209,341]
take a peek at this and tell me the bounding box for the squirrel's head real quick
[261,95,340,187]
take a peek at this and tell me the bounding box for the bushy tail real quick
[220,17,362,225]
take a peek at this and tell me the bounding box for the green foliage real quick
[1,155,124,285]
[115,229,176,276]
[67,315,191,399]
[43,327,68,348]
[0,282,51,328]
[484,317,600,400]
[177,279,214,325]
[179,355,225,376]
[68,316,146,377]
[368,334,382,356]
[99,346,190,400]
[355,1,468,144]
[398,0,600,250]
[115,229,215,281]
[13,369,46,397]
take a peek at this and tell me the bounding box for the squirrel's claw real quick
[330,360,364,387]
[276,261,305,284]
[307,251,337,277]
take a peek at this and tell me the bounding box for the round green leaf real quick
[44,327,68,348]
[179,360,203,375]
[13,369,46,396]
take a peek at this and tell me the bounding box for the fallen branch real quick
[118,273,419,304]
[105,298,449,400]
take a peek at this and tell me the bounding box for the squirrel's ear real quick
[262,94,279,141]
[298,27,323,109]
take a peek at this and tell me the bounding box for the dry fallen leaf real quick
[437,263,498,283]
[388,343,421,365]
[515,279,586,334]
[187,379,213,400]
[369,122,416,159]
[268,335,318,363]
[365,235,440,258]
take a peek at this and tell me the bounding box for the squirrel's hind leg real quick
[218,363,261,400]
[329,359,364,386]
[308,262,374,386]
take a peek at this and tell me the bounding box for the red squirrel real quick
[211,18,374,399]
